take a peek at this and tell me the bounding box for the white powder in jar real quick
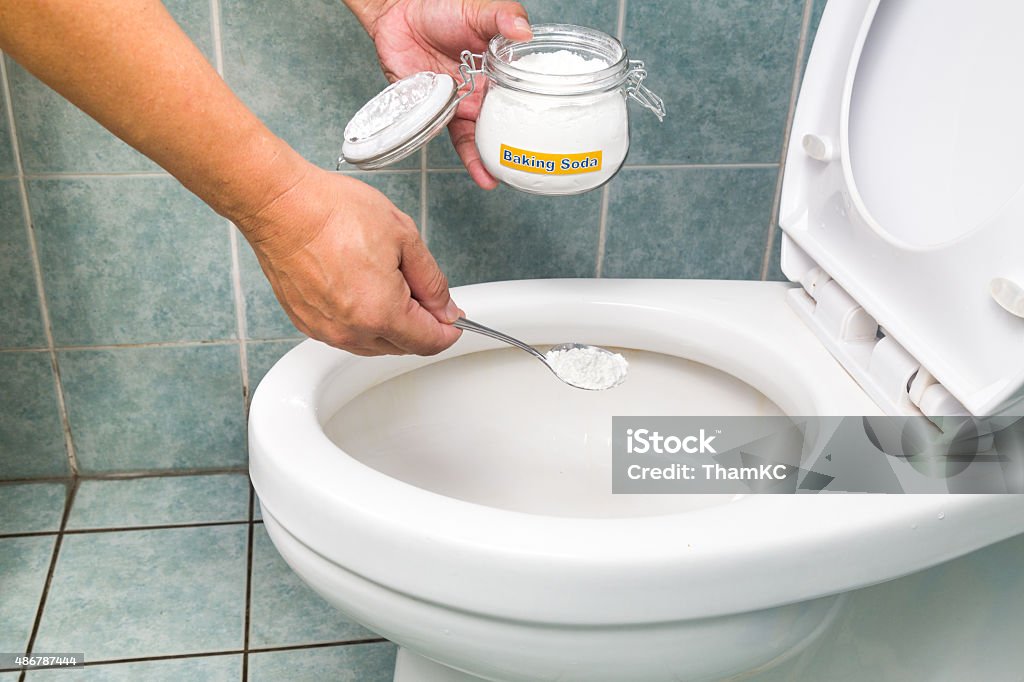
[513,50,609,75]
[475,50,629,195]
[545,346,628,390]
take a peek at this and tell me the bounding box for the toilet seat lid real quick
[779,0,1024,415]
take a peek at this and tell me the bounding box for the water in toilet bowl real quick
[324,347,783,518]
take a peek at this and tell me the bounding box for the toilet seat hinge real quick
[789,263,970,422]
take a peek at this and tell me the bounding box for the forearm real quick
[0,0,307,226]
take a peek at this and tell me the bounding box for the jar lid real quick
[339,71,465,170]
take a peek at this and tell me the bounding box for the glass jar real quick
[466,24,665,196]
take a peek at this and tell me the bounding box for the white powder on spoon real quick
[545,346,628,390]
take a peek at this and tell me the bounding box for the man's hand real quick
[239,165,462,356]
[349,0,532,189]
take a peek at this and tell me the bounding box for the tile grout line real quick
[0,55,79,478]
[0,637,392,673]
[242,484,255,681]
[760,0,814,281]
[419,148,429,243]
[209,0,252,421]
[21,478,80,682]
[0,336,305,356]
[595,0,628,279]
[595,185,610,278]
[23,171,170,180]
[1,466,248,485]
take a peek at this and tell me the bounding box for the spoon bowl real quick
[452,317,626,390]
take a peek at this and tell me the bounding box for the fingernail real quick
[446,300,461,323]
[514,17,532,35]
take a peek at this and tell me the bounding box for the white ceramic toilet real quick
[249,1,1024,680]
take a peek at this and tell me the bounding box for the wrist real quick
[204,126,311,230]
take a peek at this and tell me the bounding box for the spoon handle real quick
[453,317,547,362]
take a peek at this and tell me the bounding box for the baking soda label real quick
[499,144,603,175]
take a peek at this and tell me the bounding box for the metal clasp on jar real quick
[457,51,485,103]
[625,60,666,121]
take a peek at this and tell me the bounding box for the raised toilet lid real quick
[779,0,1024,417]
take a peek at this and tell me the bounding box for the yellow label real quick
[499,144,603,175]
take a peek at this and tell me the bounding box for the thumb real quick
[473,1,532,43]
[399,233,463,324]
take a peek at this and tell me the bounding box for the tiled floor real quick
[0,474,396,680]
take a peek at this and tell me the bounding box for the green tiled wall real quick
[0,0,822,477]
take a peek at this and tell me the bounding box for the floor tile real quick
[0,180,44,349]
[28,177,235,346]
[34,526,247,661]
[0,352,68,480]
[248,642,397,682]
[58,345,245,473]
[67,474,249,530]
[27,654,241,681]
[0,536,55,655]
[0,483,66,535]
[249,524,375,648]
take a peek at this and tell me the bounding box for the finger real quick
[449,118,499,190]
[398,230,463,324]
[473,2,532,42]
[385,298,463,356]
[345,337,407,357]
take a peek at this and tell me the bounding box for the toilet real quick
[249,1,1024,681]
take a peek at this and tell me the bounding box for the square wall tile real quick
[0,536,55,655]
[29,177,236,346]
[221,0,416,170]
[67,474,250,530]
[7,0,214,173]
[59,345,245,473]
[248,340,302,395]
[0,352,68,480]
[0,482,66,535]
[0,83,14,176]
[603,167,776,279]
[249,642,397,682]
[0,180,45,348]
[239,172,420,339]
[249,524,375,648]
[34,525,247,661]
[27,655,242,681]
[624,0,805,164]
[426,0,621,169]
[427,173,601,286]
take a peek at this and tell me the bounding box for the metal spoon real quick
[452,316,622,390]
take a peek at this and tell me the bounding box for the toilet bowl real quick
[250,281,1024,682]
[250,1,1024,679]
